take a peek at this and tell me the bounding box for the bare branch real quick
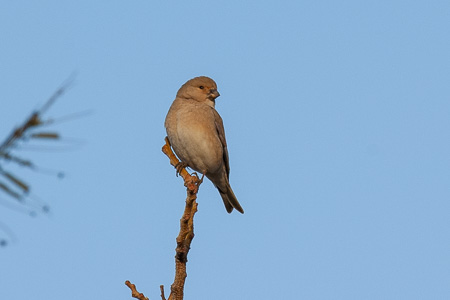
[160,285,167,300]
[125,138,201,300]
[125,281,149,300]
[163,137,201,300]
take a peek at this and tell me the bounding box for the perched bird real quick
[165,76,244,214]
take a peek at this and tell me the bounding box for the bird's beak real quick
[208,89,220,100]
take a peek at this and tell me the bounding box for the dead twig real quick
[125,281,149,300]
[162,137,200,300]
[160,285,166,300]
[125,137,200,300]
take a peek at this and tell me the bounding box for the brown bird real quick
[165,76,244,214]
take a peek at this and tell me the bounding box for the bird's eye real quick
[199,86,204,89]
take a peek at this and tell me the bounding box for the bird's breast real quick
[168,104,223,174]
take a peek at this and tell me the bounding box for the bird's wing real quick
[213,109,230,178]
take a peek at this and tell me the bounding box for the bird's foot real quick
[175,161,188,177]
[199,172,205,184]
[190,172,205,184]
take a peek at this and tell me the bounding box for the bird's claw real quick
[175,162,188,177]
[191,172,205,184]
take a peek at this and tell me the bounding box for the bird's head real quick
[177,76,220,107]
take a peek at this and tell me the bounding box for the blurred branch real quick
[126,137,200,300]
[0,73,75,154]
[0,74,77,245]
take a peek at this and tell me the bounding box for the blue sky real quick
[1,1,450,299]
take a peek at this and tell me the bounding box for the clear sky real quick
[1,1,450,299]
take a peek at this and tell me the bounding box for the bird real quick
[165,76,244,214]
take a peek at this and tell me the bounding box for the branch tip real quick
[125,280,149,300]
[160,285,167,300]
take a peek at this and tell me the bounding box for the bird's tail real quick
[219,184,244,214]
